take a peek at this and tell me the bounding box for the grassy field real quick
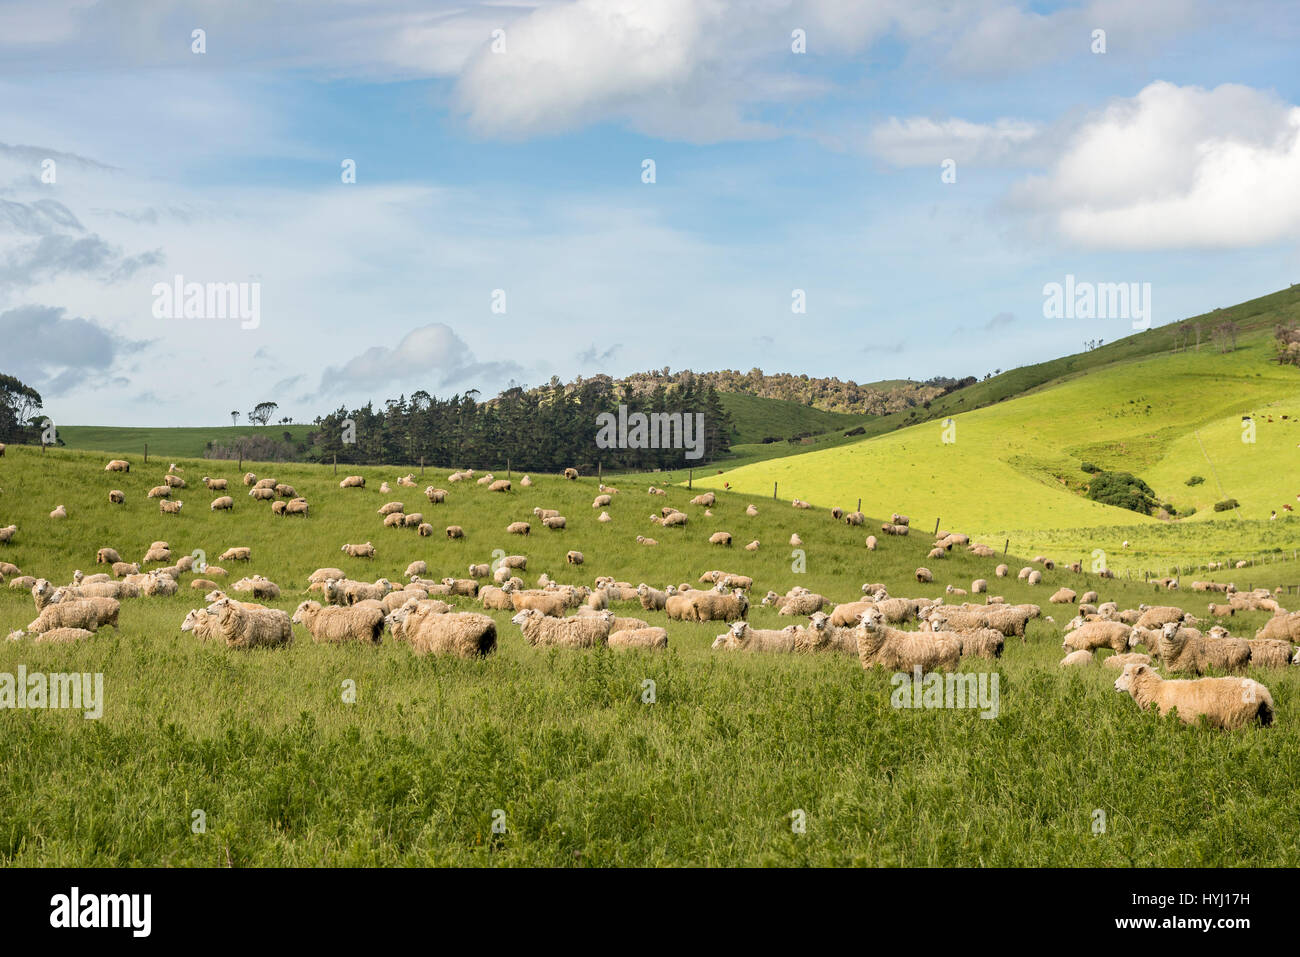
[1,445,1297,866]
[718,392,869,445]
[54,425,317,460]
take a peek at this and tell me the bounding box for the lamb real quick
[203,477,229,490]
[636,535,657,546]
[592,494,612,508]
[513,608,612,648]
[96,547,121,565]
[425,487,448,503]
[1050,587,1077,604]
[208,597,292,649]
[609,627,668,650]
[341,542,376,558]
[1060,650,1094,667]
[1114,663,1273,729]
[219,547,251,562]
[543,516,567,530]
[105,459,130,473]
[855,608,960,672]
[690,492,716,507]
[566,550,584,565]
[506,522,530,536]
[1157,622,1250,675]
[1246,638,1294,668]
[159,500,183,514]
[708,531,733,546]
[1062,620,1133,654]
[339,475,366,488]
[28,597,120,633]
[48,504,68,520]
[9,627,95,645]
[292,600,385,644]
[714,619,798,653]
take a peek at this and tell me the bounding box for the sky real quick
[1,0,1299,426]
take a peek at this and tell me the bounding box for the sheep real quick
[506,522,530,536]
[520,475,532,487]
[563,468,579,480]
[790,613,858,654]
[142,543,171,563]
[1100,652,1152,670]
[656,511,687,529]
[309,567,347,585]
[163,474,185,489]
[447,470,470,483]
[209,495,235,512]
[714,619,798,653]
[1157,622,1250,675]
[543,516,567,530]
[444,526,465,540]
[159,499,183,515]
[1026,570,1042,586]
[1050,587,1077,604]
[424,487,448,504]
[292,600,385,644]
[105,459,130,473]
[282,497,309,517]
[339,475,365,488]
[855,608,960,672]
[391,608,497,657]
[271,484,295,498]
[1060,650,1094,667]
[566,550,584,565]
[635,535,658,546]
[791,498,811,509]
[341,542,376,558]
[191,579,219,591]
[690,492,716,507]
[377,502,405,516]
[968,544,996,558]
[688,587,749,622]
[9,627,95,645]
[1246,638,1293,668]
[28,597,120,633]
[243,472,257,486]
[637,583,668,611]
[181,608,223,642]
[881,523,909,536]
[96,547,121,565]
[953,627,1005,659]
[609,627,668,650]
[111,561,139,578]
[1114,663,1273,730]
[7,576,36,590]
[108,490,125,505]
[203,477,228,491]
[708,531,733,547]
[1062,620,1133,654]
[401,512,424,528]
[513,608,612,648]
[592,494,612,508]
[1207,602,1235,619]
[1135,605,1188,630]
[466,562,490,579]
[48,504,68,520]
[762,590,827,616]
[914,567,933,584]
[830,600,875,628]
[924,603,1036,640]
[1255,612,1300,643]
[219,547,251,562]
[232,576,281,600]
[208,597,292,649]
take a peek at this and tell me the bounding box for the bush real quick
[1213,498,1240,512]
[1080,461,1101,474]
[1086,471,1160,515]
[1185,475,1205,486]
[1181,507,1197,518]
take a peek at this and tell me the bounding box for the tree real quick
[0,373,43,443]
[248,401,278,426]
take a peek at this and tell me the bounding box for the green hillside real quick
[52,425,317,460]
[718,392,869,445]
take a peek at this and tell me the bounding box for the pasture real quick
[0,445,1297,866]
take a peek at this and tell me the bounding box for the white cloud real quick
[867,116,1041,167]
[318,323,525,395]
[1014,82,1300,249]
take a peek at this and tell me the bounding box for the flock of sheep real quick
[3,458,1297,732]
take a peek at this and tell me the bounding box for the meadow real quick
[1,445,1298,866]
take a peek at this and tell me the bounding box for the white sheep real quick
[1114,663,1274,729]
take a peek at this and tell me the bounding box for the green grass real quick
[718,392,869,445]
[0,445,1297,866]
[54,425,316,460]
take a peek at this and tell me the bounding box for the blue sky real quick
[1,0,1299,426]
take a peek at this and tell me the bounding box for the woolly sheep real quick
[1246,638,1293,668]
[520,475,532,487]
[292,600,385,644]
[1050,587,1077,604]
[159,499,183,514]
[1115,663,1273,730]
[391,608,496,657]
[608,627,668,650]
[28,597,120,633]
[9,627,95,645]
[142,544,171,564]
[1101,652,1152,670]
[339,475,365,488]
[690,492,716,507]
[688,587,749,622]
[714,620,798,653]
[506,522,530,536]
[402,512,424,527]
[203,477,228,491]
[232,576,281,600]
[107,489,125,505]
[543,515,567,530]
[219,547,251,562]
[105,459,130,472]
[417,522,433,536]
[1157,622,1250,675]
[47,504,68,520]
[164,474,186,489]
[96,547,121,565]
[914,567,933,584]
[1027,571,1042,586]
[181,608,222,642]
[1135,605,1188,630]
[208,495,235,512]
[1060,650,1094,667]
[444,526,464,540]
[341,542,376,558]
[563,468,579,480]
[637,583,668,611]
[1062,620,1133,654]
[111,561,139,578]
[1255,612,1300,643]
[708,531,733,546]
[791,498,811,509]
[513,608,612,648]
[856,609,960,672]
[208,597,292,649]
[566,550,584,565]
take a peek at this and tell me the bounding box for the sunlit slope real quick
[696,335,1299,537]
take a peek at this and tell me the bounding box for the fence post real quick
[598,461,602,482]
[688,469,692,489]
[333,454,337,475]
[420,456,424,476]
[1003,539,1009,555]
[857,497,861,512]
[934,517,940,536]
[507,458,511,480]
[144,443,148,464]
[774,482,778,500]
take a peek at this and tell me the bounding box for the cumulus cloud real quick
[318,322,525,396]
[1011,81,1300,249]
[0,304,134,395]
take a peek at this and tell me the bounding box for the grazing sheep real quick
[142,543,171,564]
[219,547,251,562]
[159,499,183,515]
[1115,663,1273,729]
[1136,605,1188,630]
[502,522,529,537]
[593,494,612,508]
[708,531,733,546]
[855,608,960,672]
[914,567,932,584]
[164,474,186,489]
[49,504,68,519]
[111,561,139,578]
[377,501,405,516]
[566,550,584,565]
[232,576,281,600]
[952,627,1005,659]
[513,608,611,648]
[714,620,798,653]
[543,515,567,530]
[687,587,749,622]
[1060,650,1094,667]
[339,475,365,488]
[1245,638,1294,668]
[147,485,171,500]
[690,492,716,507]
[210,495,235,512]
[108,490,125,504]
[292,600,385,644]
[401,512,424,528]
[28,597,120,633]
[208,597,292,649]
[1157,622,1250,674]
[96,547,121,565]
[416,523,432,537]
[341,542,376,558]
[881,523,909,536]
[563,468,579,480]
[1026,570,1042,586]
[242,472,257,486]
[443,525,465,541]
[388,607,496,657]
[309,567,347,585]
[1062,620,1132,653]
[466,563,489,579]
[105,459,130,473]
[1050,587,1077,604]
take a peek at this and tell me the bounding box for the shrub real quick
[1181,507,1197,518]
[1213,498,1240,512]
[1080,461,1101,474]
[1185,475,1205,486]
[1087,471,1160,515]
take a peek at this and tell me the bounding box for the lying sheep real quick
[1157,622,1250,674]
[49,505,68,519]
[181,608,223,642]
[609,627,668,650]
[1101,652,1152,670]
[636,535,657,546]
[520,475,532,487]
[690,492,716,507]
[292,600,385,644]
[513,608,611,648]
[341,542,376,558]
[339,475,366,488]
[1114,663,1273,729]
[1136,605,1188,630]
[1060,650,1094,667]
[713,619,798,653]
[593,494,612,508]
[208,597,292,649]
[856,608,960,672]
[9,627,95,645]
